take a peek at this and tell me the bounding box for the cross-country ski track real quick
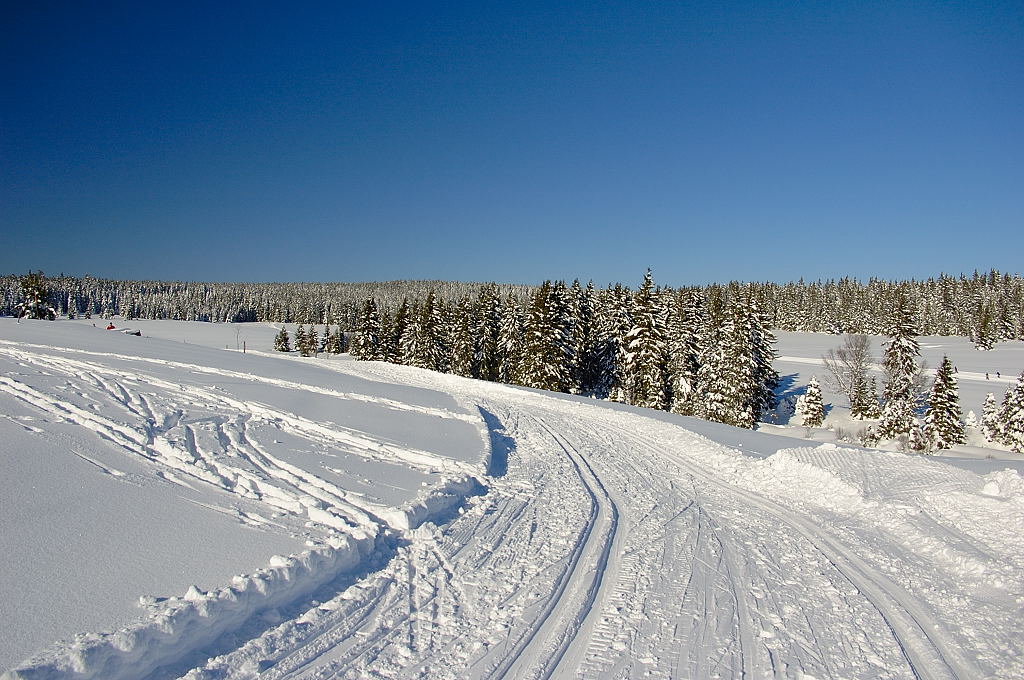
[1,321,1022,679]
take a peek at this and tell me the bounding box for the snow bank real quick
[762,445,865,511]
[1,533,379,680]
[378,474,487,530]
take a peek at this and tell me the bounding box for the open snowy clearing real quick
[2,319,1023,679]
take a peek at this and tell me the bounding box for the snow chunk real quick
[981,468,1024,499]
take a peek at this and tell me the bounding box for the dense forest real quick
[1,270,1021,344]
[5,269,1023,446]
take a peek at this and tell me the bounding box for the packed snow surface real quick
[2,319,1023,679]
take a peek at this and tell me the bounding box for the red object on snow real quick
[106,323,115,330]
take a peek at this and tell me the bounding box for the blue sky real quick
[2,1,1021,288]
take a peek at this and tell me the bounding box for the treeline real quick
[347,273,780,429]
[0,275,529,328]
[2,270,1021,346]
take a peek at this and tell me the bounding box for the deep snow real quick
[1,319,1022,679]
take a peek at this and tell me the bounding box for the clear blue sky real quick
[2,1,1021,287]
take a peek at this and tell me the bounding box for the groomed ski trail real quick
[182,359,1020,679]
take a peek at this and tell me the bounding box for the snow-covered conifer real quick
[922,355,965,450]
[981,392,1001,442]
[352,299,386,361]
[667,290,703,416]
[623,271,668,409]
[520,282,572,392]
[324,326,343,354]
[877,300,922,439]
[475,285,502,382]
[997,373,1024,453]
[300,325,318,357]
[497,293,524,385]
[273,327,291,352]
[796,376,825,427]
[15,271,56,321]
[449,298,477,378]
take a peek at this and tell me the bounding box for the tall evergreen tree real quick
[300,325,318,357]
[497,292,524,385]
[747,297,780,420]
[877,300,922,439]
[520,281,573,392]
[449,298,477,378]
[696,299,756,428]
[668,290,704,416]
[602,284,634,402]
[352,298,386,361]
[324,326,343,354]
[387,299,411,363]
[273,327,291,352]
[475,284,502,382]
[623,270,668,409]
[294,325,309,356]
[408,292,446,371]
[15,271,56,320]
[997,373,1024,453]
[981,392,1001,442]
[923,356,965,450]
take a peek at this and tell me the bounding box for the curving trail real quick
[185,359,1020,679]
[3,332,1019,679]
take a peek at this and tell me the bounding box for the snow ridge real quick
[1,534,379,680]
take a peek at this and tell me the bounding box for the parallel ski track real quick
[496,414,620,680]
[608,422,980,680]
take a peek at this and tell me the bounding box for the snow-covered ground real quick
[2,319,1022,679]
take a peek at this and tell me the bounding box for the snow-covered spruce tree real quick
[908,421,930,452]
[623,270,669,409]
[668,290,704,416]
[864,376,882,418]
[564,280,592,394]
[475,284,502,382]
[449,298,477,378]
[407,291,446,372]
[747,297,780,420]
[293,325,308,355]
[15,271,56,320]
[351,298,386,361]
[273,327,291,352]
[997,373,1024,453]
[324,326,343,354]
[387,296,411,364]
[972,302,997,350]
[922,355,965,451]
[877,300,922,440]
[497,292,524,385]
[520,281,573,393]
[696,298,756,428]
[399,300,422,365]
[796,376,825,427]
[304,326,319,357]
[597,284,633,402]
[576,282,607,396]
[981,392,1001,442]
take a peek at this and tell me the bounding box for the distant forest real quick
[2,270,1021,343]
[4,269,1023,440]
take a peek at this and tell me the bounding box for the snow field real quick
[3,319,1023,679]
[0,320,489,678]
